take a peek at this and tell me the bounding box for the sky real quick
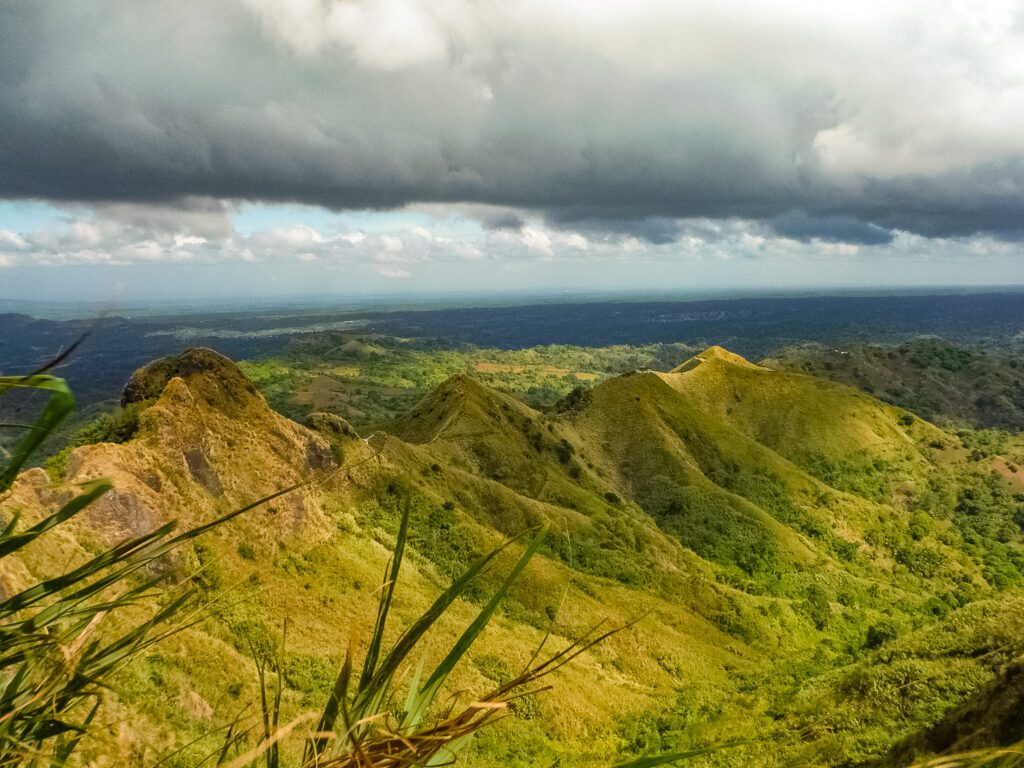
[1,0,1023,301]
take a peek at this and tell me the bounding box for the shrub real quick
[801,584,832,630]
[865,621,899,649]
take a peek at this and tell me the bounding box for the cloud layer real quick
[2,1,1024,243]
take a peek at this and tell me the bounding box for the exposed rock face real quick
[183,447,223,496]
[9,348,353,558]
[305,412,358,440]
[304,412,359,469]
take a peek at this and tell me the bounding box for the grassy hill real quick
[5,345,1024,766]
[763,338,1024,432]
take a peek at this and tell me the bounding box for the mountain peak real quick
[670,345,760,373]
[121,347,260,413]
[389,372,537,444]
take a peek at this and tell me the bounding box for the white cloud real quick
[69,222,102,247]
[378,266,412,278]
[174,234,208,248]
[565,233,588,250]
[2,200,1020,297]
[271,225,324,245]
[0,229,27,249]
[450,241,482,259]
[521,227,553,255]
[242,0,453,70]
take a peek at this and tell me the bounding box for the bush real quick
[284,653,336,695]
[45,399,154,478]
[645,476,781,580]
[801,584,832,630]
[865,620,899,649]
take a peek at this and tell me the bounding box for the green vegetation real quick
[764,338,1024,431]
[44,398,153,478]
[0,366,605,768]
[7,341,1024,767]
[239,334,697,430]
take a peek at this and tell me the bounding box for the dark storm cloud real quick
[482,212,526,231]
[2,1,1024,243]
[768,211,895,245]
[544,215,684,245]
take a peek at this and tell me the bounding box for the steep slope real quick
[558,370,822,580]
[763,338,1024,431]
[560,353,977,589]
[6,349,348,580]
[879,656,1024,765]
[385,346,1008,601]
[662,345,938,476]
[777,596,1024,767]
[384,374,725,589]
[670,344,766,373]
[373,346,1024,763]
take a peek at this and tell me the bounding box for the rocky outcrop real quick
[9,349,349,557]
[122,347,260,412]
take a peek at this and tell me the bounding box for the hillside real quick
[5,346,1024,766]
[763,338,1024,431]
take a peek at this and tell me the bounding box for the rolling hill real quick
[5,345,1024,766]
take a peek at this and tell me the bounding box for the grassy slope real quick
[384,345,1024,764]
[5,350,752,766]
[763,338,1024,432]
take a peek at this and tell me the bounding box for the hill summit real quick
[121,347,261,412]
[670,344,765,373]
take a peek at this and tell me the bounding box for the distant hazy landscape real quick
[5,290,1024,410]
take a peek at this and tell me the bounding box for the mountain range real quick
[6,345,1024,766]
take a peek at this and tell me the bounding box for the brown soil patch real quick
[294,375,343,409]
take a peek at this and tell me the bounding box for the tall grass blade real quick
[404,524,548,729]
[0,480,110,560]
[0,376,74,493]
[356,525,540,714]
[359,495,411,691]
